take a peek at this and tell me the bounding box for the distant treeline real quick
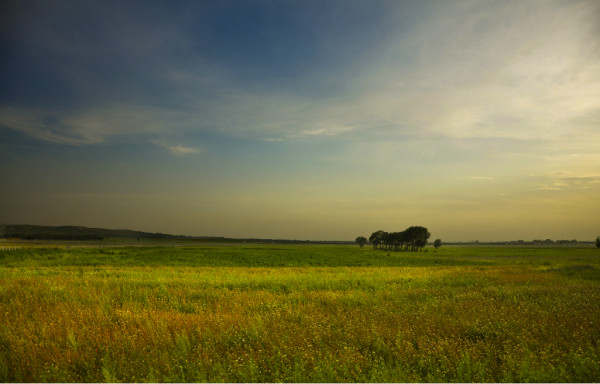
[526,239,579,245]
[449,239,591,246]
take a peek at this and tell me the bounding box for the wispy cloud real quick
[294,124,355,138]
[0,107,102,146]
[0,105,187,145]
[535,173,600,192]
[351,0,600,142]
[153,141,202,156]
[4,0,598,150]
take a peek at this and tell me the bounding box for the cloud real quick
[294,124,355,138]
[0,107,101,146]
[0,105,189,145]
[535,173,600,192]
[2,0,599,154]
[352,0,600,142]
[188,0,600,148]
[153,141,202,156]
[166,145,201,156]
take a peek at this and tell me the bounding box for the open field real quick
[1,245,599,382]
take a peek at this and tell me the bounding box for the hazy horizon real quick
[2,0,599,242]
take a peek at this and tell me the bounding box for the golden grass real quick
[0,261,599,381]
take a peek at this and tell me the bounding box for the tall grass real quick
[0,245,599,382]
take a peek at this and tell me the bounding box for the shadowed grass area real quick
[0,245,599,382]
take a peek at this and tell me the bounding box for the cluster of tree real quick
[597,236,600,248]
[356,226,432,252]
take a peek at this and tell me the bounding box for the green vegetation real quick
[1,244,599,382]
[2,244,598,268]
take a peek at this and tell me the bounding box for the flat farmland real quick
[0,245,598,382]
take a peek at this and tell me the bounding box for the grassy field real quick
[0,244,599,382]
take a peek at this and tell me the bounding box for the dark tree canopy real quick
[596,236,600,248]
[365,226,431,252]
[434,239,442,249]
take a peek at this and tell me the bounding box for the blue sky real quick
[1,0,599,241]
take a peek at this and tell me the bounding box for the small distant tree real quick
[355,236,367,248]
[434,239,442,249]
[596,236,600,248]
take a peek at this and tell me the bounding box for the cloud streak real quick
[153,140,202,156]
[295,124,355,138]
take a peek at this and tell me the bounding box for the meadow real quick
[0,244,599,382]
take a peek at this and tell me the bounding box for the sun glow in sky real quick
[1,0,599,241]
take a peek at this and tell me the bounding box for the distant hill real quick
[0,224,165,241]
[0,224,352,244]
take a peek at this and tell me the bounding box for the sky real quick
[1,0,599,242]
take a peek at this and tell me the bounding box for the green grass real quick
[0,245,599,382]
[1,244,599,268]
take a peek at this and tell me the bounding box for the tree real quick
[413,227,431,251]
[369,230,387,250]
[355,236,367,248]
[387,231,406,252]
[596,236,600,248]
[404,226,431,251]
[434,239,442,249]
